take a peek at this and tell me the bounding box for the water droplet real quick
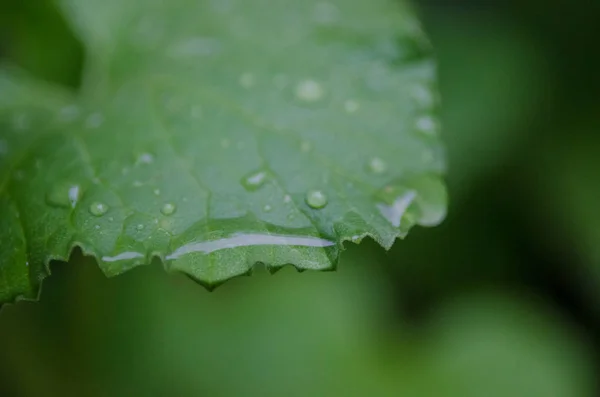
[239,72,255,88]
[68,185,81,208]
[295,79,324,102]
[377,191,416,227]
[45,183,81,208]
[25,261,29,267]
[242,170,267,191]
[283,194,292,204]
[305,190,328,209]
[108,216,114,222]
[137,152,154,164]
[344,100,359,113]
[89,202,108,217]
[95,224,101,230]
[263,204,272,212]
[415,116,437,135]
[161,202,176,216]
[367,157,387,174]
[153,188,161,196]
[85,112,104,129]
[136,224,145,231]
[133,180,143,187]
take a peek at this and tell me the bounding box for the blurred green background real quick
[1,1,600,396]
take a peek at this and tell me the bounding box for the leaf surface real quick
[0,0,446,302]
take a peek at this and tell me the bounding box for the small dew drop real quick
[283,194,292,204]
[85,112,104,129]
[137,152,154,165]
[89,202,108,217]
[367,157,387,174]
[242,170,267,191]
[161,202,176,216]
[305,190,328,209]
[108,217,114,222]
[95,224,100,230]
[344,100,360,113]
[415,116,437,135]
[25,261,29,267]
[133,180,143,187]
[46,183,81,208]
[153,188,161,196]
[239,72,255,88]
[295,79,324,102]
[263,204,272,212]
[136,224,145,231]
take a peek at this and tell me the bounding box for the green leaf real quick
[0,0,446,303]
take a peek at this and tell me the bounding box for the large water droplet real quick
[89,202,108,217]
[161,202,176,216]
[377,191,416,228]
[367,157,387,174]
[242,170,267,191]
[295,79,324,102]
[305,190,328,209]
[46,183,81,209]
